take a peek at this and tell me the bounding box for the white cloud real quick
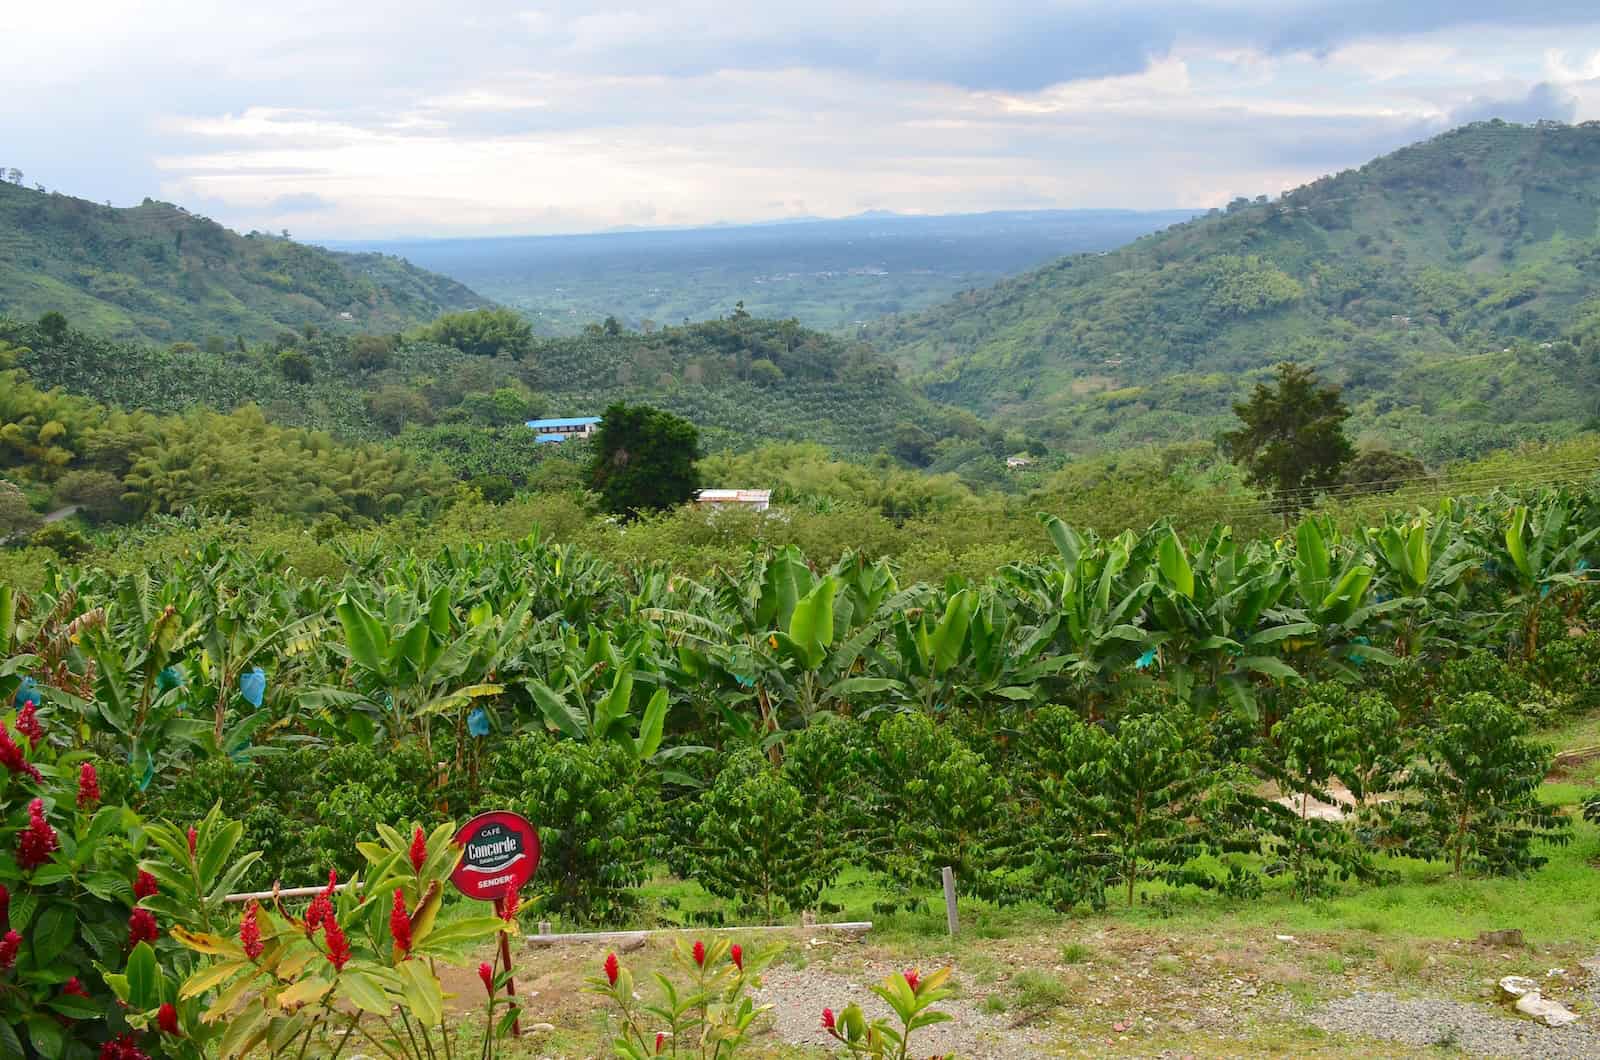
[6,2,1599,236]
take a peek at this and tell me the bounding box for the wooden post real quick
[941,866,958,936]
[499,928,521,1037]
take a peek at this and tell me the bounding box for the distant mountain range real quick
[0,182,486,344]
[324,208,1199,335]
[870,121,1600,462]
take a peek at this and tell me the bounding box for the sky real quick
[6,2,1600,238]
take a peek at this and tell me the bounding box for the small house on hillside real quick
[695,489,772,512]
[526,416,600,443]
[1006,455,1035,470]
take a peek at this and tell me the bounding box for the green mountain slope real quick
[3,309,969,479]
[0,182,488,343]
[870,121,1600,460]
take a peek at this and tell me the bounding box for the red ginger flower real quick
[63,976,88,997]
[731,943,743,971]
[323,914,351,971]
[100,1033,152,1060]
[495,889,520,923]
[78,761,100,809]
[305,870,338,935]
[128,908,158,947]
[409,825,427,874]
[15,701,42,747]
[240,901,264,960]
[390,889,413,956]
[478,961,494,995]
[18,797,59,871]
[0,929,19,970]
[0,722,42,783]
[904,968,920,992]
[157,1001,180,1035]
[186,826,197,857]
[821,1008,835,1031]
[604,951,619,986]
[0,882,8,921]
[133,869,159,900]
[692,940,706,967]
[656,1032,666,1054]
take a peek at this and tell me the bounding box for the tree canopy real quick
[1222,361,1354,514]
[587,401,702,516]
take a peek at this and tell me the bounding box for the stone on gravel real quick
[1313,991,1599,1059]
[1516,992,1580,1027]
[1499,975,1541,999]
[1479,929,1525,948]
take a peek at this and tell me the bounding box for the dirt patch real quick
[753,962,1053,1059]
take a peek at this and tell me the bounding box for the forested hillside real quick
[0,180,487,344]
[0,307,989,486]
[871,121,1600,461]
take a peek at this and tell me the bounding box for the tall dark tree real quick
[1222,362,1353,517]
[587,402,701,516]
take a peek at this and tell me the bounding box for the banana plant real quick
[324,586,504,753]
[1140,524,1307,719]
[1272,517,1407,681]
[525,656,673,765]
[1500,497,1600,660]
[1364,506,1480,656]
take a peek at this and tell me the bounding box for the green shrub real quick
[481,734,654,924]
[685,749,843,923]
[1399,692,1567,875]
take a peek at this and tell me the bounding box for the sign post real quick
[451,811,540,1038]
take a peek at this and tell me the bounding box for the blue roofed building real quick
[526,416,600,444]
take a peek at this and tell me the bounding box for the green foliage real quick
[864,712,1014,902]
[1223,362,1355,513]
[685,750,841,923]
[589,401,703,515]
[481,735,654,924]
[0,182,485,345]
[423,307,534,359]
[1401,692,1568,875]
[872,121,1600,461]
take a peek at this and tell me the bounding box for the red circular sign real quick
[450,811,540,902]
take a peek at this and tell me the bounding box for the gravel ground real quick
[752,963,1055,1059]
[1311,991,1597,1058]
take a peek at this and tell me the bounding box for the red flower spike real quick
[323,914,351,971]
[240,901,264,960]
[904,968,920,992]
[730,943,743,971]
[128,908,158,947]
[17,797,59,871]
[15,701,42,747]
[390,889,413,956]
[0,929,20,970]
[99,1034,152,1060]
[0,722,42,783]
[478,961,494,995]
[604,951,619,986]
[656,1032,666,1054]
[186,826,197,857]
[157,1001,180,1035]
[133,869,159,900]
[0,882,9,921]
[692,939,706,967]
[409,825,427,874]
[821,1008,835,1031]
[496,889,520,923]
[63,976,88,997]
[78,761,101,809]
